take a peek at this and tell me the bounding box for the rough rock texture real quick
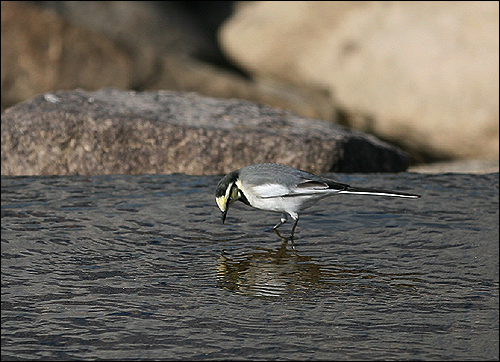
[1,89,410,176]
[220,1,499,162]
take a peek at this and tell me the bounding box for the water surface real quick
[2,172,498,360]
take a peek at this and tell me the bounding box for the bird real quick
[215,163,420,238]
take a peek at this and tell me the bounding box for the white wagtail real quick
[215,163,420,238]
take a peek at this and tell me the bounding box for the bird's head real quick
[215,170,242,223]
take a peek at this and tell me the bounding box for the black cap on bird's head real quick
[215,170,240,223]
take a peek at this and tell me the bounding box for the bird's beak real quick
[221,207,228,223]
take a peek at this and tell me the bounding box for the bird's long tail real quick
[339,187,420,198]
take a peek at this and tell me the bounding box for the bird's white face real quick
[215,170,243,224]
[215,182,239,212]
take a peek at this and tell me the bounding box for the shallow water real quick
[1,172,498,360]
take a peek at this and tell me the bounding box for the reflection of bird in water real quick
[216,242,422,298]
[216,242,321,298]
[216,163,420,238]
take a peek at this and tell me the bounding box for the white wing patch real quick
[252,183,291,198]
[252,180,333,198]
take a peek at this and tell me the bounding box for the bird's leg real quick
[272,214,289,239]
[290,216,299,239]
[273,214,298,248]
[272,214,288,230]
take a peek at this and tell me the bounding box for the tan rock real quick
[0,1,156,110]
[1,1,334,122]
[220,1,499,161]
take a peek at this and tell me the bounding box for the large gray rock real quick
[220,1,499,161]
[1,89,409,176]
